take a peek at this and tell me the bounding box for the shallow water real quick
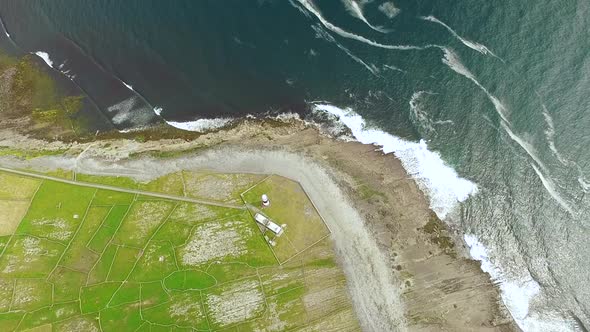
[1,0,589,330]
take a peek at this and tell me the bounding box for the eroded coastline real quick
[0,118,519,331]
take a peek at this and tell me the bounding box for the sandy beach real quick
[0,118,519,331]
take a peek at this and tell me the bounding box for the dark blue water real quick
[1,1,589,330]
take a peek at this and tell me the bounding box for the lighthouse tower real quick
[261,194,270,207]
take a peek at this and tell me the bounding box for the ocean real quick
[1,0,589,330]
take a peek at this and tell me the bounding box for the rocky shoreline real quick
[0,118,519,331]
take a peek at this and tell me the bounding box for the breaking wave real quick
[342,0,390,33]
[464,234,577,332]
[421,16,499,58]
[33,51,54,68]
[153,107,233,133]
[312,103,478,219]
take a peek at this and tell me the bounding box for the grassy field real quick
[241,175,331,264]
[0,170,359,331]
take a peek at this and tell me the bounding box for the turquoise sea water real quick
[1,1,589,330]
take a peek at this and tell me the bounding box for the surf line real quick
[30,51,118,131]
[62,36,164,123]
[291,0,440,51]
[420,15,502,60]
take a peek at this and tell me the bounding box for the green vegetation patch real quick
[107,245,140,281]
[242,175,331,264]
[164,270,216,290]
[130,241,177,282]
[203,277,266,329]
[80,281,121,314]
[169,202,241,225]
[11,278,53,311]
[0,170,360,331]
[0,312,25,331]
[176,211,274,269]
[182,171,266,204]
[16,180,95,244]
[113,200,175,247]
[87,244,118,285]
[93,189,135,206]
[109,281,140,307]
[52,314,100,332]
[100,303,143,331]
[0,279,14,312]
[48,266,87,302]
[142,290,209,329]
[0,235,65,278]
[19,300,80,331]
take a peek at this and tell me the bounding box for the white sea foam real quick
[383,64,405,73]
[312,24,379,76]
[121,81,134,91]
[165,118,233,133]
[313,103,478,218]
[33,52,54,68]
[151,106,233,133]
[421,16,499,58]
[541,106,569,166]
[378,2,400,19]
[464,234,576,332]
[293,0,425,51]
[342,0,390,33]
[409,91,436,133]
[107,96,156,127]
[0,16,9,38]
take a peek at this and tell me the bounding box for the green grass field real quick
[0,170,359,331]
[241,175,331,264]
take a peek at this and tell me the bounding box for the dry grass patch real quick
[0,173,40,200]
[0,200,29,236]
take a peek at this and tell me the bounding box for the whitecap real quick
[150,106,232,132]
[378,2,400,19]
[33,51,54,68]
[464,234,576,332]
[165,118,233,133]
[342,0,390,33]
[421,16,499,58]
[313,103,478,219]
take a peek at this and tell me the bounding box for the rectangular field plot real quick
[15,180,95,244]
[241,175,331,264]
[0,170,360,331]
[175,211,275,269]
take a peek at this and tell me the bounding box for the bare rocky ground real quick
[0,119,520,331]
